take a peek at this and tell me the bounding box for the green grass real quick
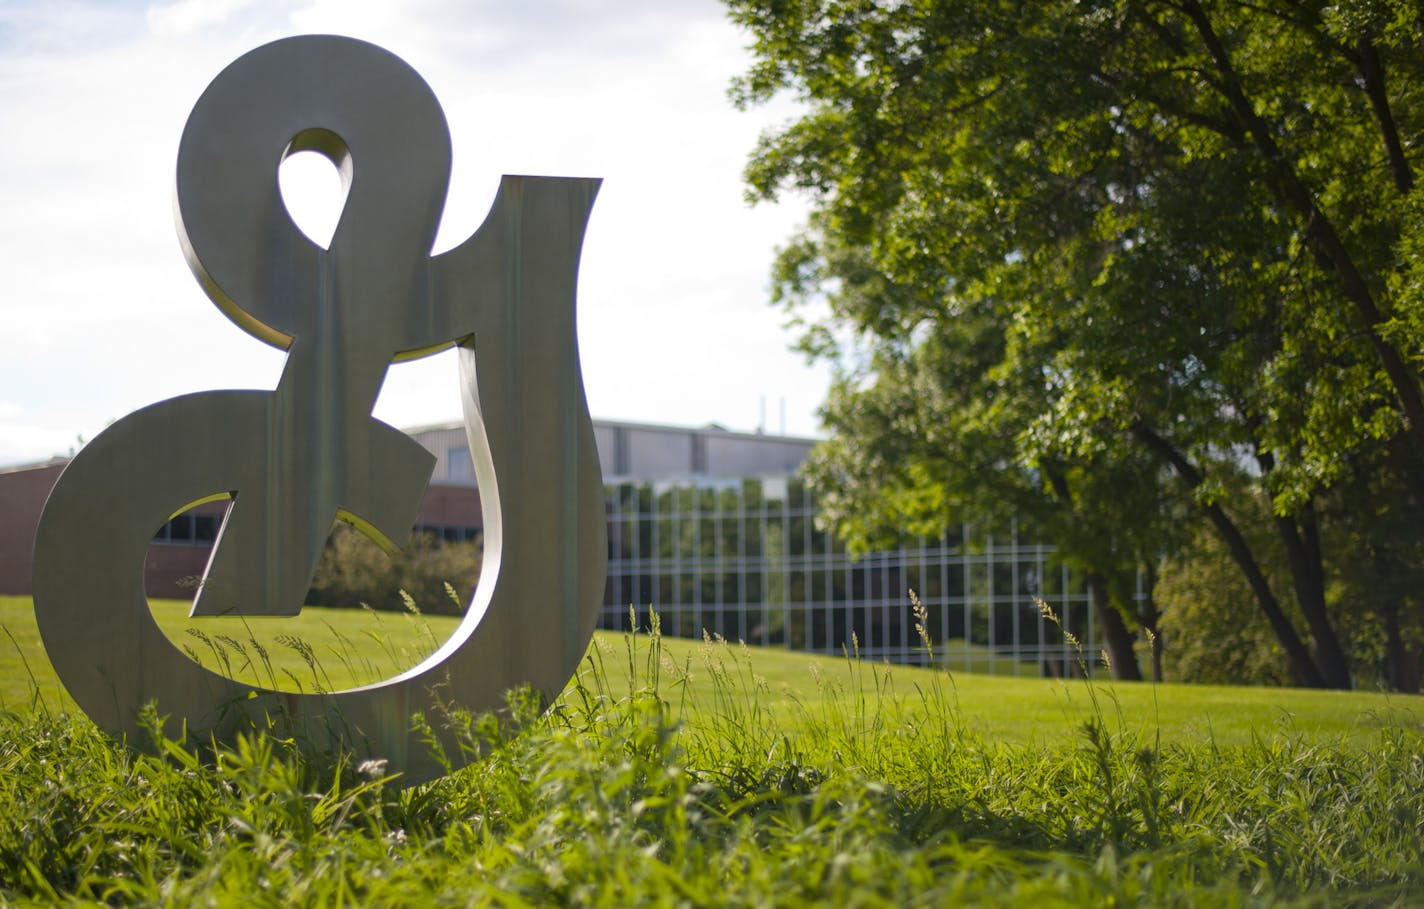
[0,593,1421,905]
[0,595,458,711]
[0,608,1419,906]
[611,627,1420,749]
[3,595,1418,751]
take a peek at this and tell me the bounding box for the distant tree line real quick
[728,0,1424,689]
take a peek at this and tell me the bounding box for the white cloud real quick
[0,1,826,467]
[0,419,83,465]
[147,0,260,38]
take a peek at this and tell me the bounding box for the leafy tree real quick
[728,0,1424,688]
[789,235,1183,679]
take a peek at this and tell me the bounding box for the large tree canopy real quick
[728,0,1424,688]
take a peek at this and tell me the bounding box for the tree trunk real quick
[1375,545,1423,694]
[1385,434,1424,513]
[1251,445,1353,690]
[1087,572,1143,681]
[1273,511,1353,689]
[1384,600,1422,694]
[1133,421,1326,687]
[1355,38,1415,194]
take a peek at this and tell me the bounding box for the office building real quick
[0,419,1098,675]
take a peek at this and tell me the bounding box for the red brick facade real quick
[0,461,63,596]
[0,461,482,600]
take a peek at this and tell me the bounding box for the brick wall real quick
[0,461,484,599]
[0,462,63,596]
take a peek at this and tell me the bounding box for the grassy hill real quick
[0,595,1421,904]
[3,596,1416,749]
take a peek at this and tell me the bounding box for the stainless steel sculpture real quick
[31,35,605,784]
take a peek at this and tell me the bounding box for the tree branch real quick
[1176,0,1424,461]
[1355,37,1415,194]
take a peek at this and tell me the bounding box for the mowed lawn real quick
[2,595,1416,748]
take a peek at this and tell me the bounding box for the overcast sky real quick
[0,0,829,466]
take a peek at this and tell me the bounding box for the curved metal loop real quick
[175,35,453,350]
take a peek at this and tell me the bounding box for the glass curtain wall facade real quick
[602,476,1102,677]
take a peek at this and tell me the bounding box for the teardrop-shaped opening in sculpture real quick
[279,129,351,250]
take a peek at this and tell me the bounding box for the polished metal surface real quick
[31,35,605,783]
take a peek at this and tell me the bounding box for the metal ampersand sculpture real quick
[31,35,605,784]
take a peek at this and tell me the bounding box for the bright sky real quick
[0,0,828,466]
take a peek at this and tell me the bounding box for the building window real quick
[598,477,1098,678]
[413,524,482,545]
[153,512,221,545]
[448,447,474,483]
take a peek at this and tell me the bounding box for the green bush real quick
[305,525,480,616]
[1157,527,1296,686]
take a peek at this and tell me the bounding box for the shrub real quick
[305,525,480,615]
[1156,527,1295,686]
